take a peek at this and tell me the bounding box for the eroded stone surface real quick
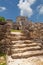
[7,56,43,65]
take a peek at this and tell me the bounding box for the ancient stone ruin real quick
[0,16,43,56]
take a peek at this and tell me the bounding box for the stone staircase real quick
[7,32,43,59]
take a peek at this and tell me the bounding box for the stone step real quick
[11,40,33,44]
[10,32,22,35]
[11,42,40,47]
[7,36,27,41]
[11,42,38,47]
[10,34,23,36]
[11,42,38,45]
[5,43,37,48]
[11,48,43,54]
[7,36,22,41]
[11,46,41,51]
[10,32,23,34]
[11,44,38,48]
[11,50,43,59]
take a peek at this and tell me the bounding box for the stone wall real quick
[0,22,11,53]
[23,22,43,40]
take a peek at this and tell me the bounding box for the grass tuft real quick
[11,29,22,32]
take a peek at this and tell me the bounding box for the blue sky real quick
[0,0,43,22]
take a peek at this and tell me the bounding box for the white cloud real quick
[17,0,36,18]
[27,0,36,5]
[0,7,6,12]
[37,5,43,14]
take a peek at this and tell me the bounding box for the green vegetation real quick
[0,53,6,57]
[0,63,6,65]
[0,53,6,65]
[11,29,22,32]
[0,17,6,22]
